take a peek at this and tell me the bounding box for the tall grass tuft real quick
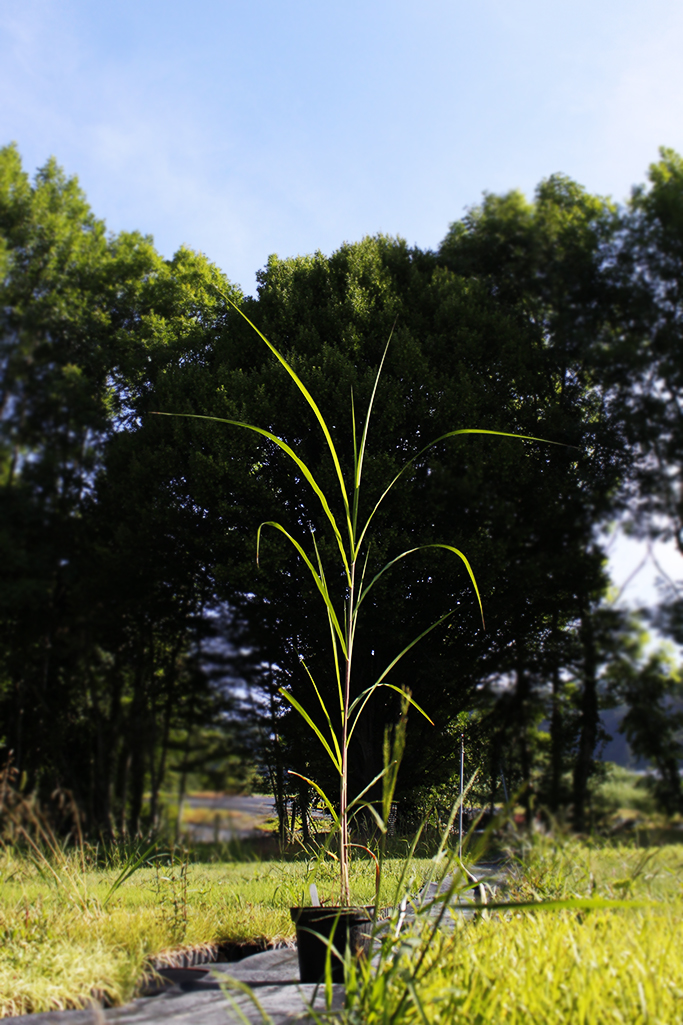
[343,902,683,1024]
[154,300,556,905]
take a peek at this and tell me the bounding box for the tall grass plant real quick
[156,300,554,904]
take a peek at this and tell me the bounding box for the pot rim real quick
[290,904,388,923]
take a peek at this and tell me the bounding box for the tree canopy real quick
[2,142,683,835]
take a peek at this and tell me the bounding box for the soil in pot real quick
[290,906,375,983]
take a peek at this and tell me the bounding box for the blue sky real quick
[2,0,683,295]
[2,0,683,606]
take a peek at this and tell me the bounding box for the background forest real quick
[3,141,683,839]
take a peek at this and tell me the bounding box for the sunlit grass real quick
[3,836,683,1020]
[504,831,683,902]
[347,903,683,1024]
[0,847,431,1017]
[342,835,683,1024]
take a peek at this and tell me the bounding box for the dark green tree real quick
[606,148,683,549]
[149,224,624,828]
[0,146,248,833]
[438,175,625,828]
[4,142,664,839]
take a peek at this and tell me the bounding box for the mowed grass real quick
[3,836,683,1021]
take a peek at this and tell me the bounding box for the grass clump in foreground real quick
[342,834,683,1025]
[348,900,683,1024]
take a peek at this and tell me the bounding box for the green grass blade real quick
[352,328,394,535]
[359,542,484,628]
[153,411,351,586]
[345,763,398,819]
[287,771,340,826]
[347,683,434,745]
[257,521,347,654]
[279,689,342,772]
[26,853,60,889]
[310,532,346,715]
[214,292,354,547]
[347,801,386,833]
[406,979,430,1025]
[354,545,372,623]
[299,660,342,767]
[356,427,566,557]
[327,605,344,717]
[218,977,274,1025]
[347,610,453,725]
[351,387,358,471]
[391,817,429,907]
[101,841,158,909]
[481,897,652,912]
[434,771,480,864]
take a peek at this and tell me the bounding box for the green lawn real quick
[2,836,683,1021]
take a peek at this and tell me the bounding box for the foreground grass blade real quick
[358,542,485,628]
[217,291,354,547]
[154,412,351,585]
[218,976,274,1025]
[101,841,158,909]
[480,896,653,912]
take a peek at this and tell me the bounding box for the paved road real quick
[182,793,277,843]
[181,793,328,843]
[185,794,277,816]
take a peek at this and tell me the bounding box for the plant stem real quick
[340,559,356,905]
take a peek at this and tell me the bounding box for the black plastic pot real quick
[290,906,375,983]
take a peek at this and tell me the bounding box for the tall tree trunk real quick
[14,680,24,776]
[150,652,180,831]
[128,742,145,836]
[299,781,310,844]
[146,627,160,829]
[267,668,288,844]
[175,727,194,843]
[127,631,147,836]
[89,677,110,836]
[573,607,599,832]
[515,640,533,827]
[549,610,563,813]
[104,669,124,835]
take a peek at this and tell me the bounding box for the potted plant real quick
[156,299,551,982]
